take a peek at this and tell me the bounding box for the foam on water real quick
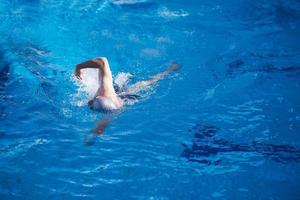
[111,0,150,5]
[157,7,189,18]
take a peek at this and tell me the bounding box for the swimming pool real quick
[1,0,300,199]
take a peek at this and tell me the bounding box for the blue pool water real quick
[1,0,300,199]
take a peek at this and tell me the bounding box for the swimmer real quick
[75,57,180,137]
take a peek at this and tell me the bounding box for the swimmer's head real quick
[88,98,105,111]
[88,99,103,111]
[87,97,118,112]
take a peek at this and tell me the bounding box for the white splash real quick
[76,68,99,98]
[114,72,133,89]
[158,7,189,18]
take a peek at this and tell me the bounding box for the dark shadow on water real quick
[182,124,300,165]
[0,49,11,121]
[226,59,300,76]
[0,49,10,91]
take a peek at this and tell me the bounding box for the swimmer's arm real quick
[83,115,111,145]
[93,115,111,135]
[75,57,110,79]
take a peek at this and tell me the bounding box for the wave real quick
[111,0,150,5]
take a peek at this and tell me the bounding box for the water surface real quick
[0,0,300,199]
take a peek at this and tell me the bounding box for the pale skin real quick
[75,57,180,139]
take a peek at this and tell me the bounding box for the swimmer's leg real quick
[128,62,181,93]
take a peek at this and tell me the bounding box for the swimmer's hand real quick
[83,135,97,146]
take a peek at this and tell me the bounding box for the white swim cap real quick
[90,96,118,112]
